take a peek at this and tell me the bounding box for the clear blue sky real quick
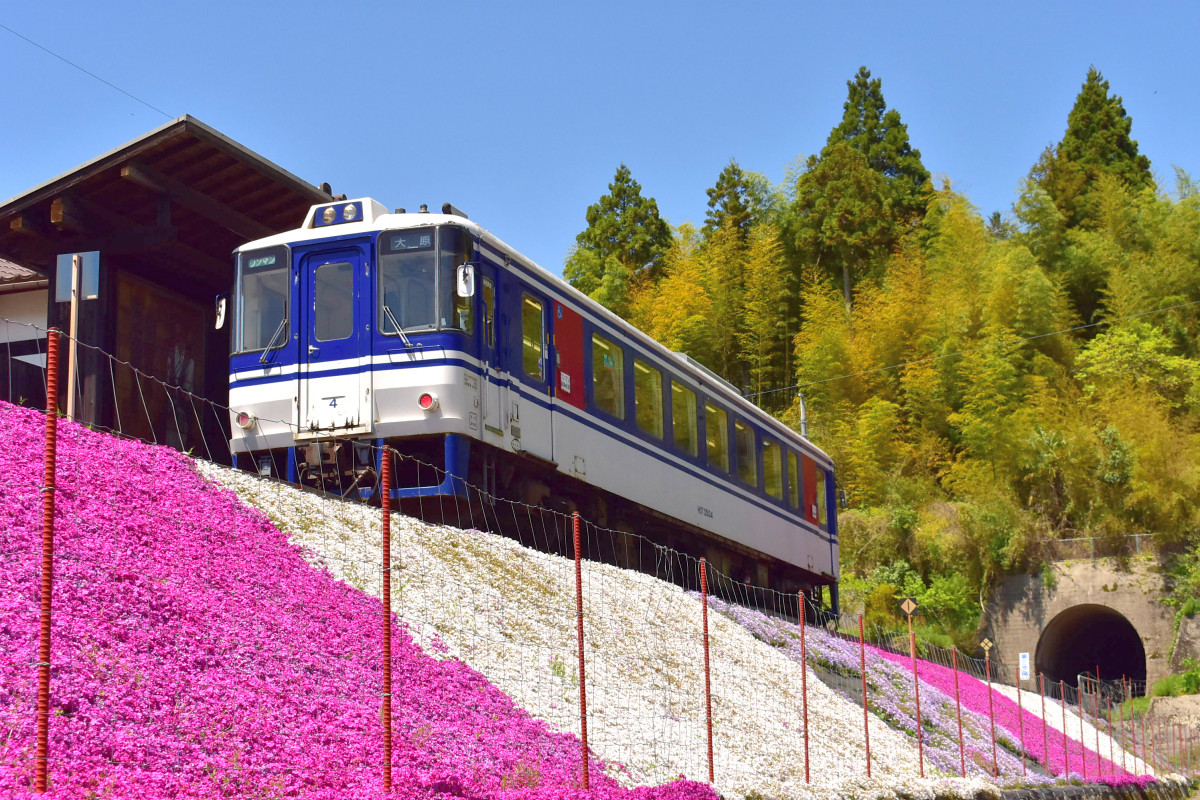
[3,2,1199,276]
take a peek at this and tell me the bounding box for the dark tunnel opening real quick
[1035,604,1146,693]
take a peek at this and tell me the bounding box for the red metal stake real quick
[986,651,997,777]
[573,512,590,790]
[1107,696,1114,777]
[1017,676,1026,776]
[1079,684,1088,780]
[1061,680,1069,776]
[907,614,923,776]
[1093,690,1101,777]
[34,328,60,794]
[381,448,393,793]
[1148,713,1155,772]
[859,614,871,778]
[1040,674,1049,772]
[1118,695,1126,775]
[952,647,965,777]
[699,558,714,785]
[799,592,809,784]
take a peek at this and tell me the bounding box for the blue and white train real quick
[226,198,838,603]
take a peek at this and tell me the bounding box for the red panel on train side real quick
[553,301,585,410]
[801,455,819,524]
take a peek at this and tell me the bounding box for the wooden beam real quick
[49,194,132,234]
[49,196,93,233]
[9,213,53,238]
[56,224,179,255]
[120,161,273,240]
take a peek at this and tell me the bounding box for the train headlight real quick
[417,392,439,412]
[235,411,257,430]
[313,201,365,228]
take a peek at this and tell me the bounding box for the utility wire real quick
[747,298,1200,400]
[0,22,173,119]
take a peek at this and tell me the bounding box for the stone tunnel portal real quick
[1035,603,1147,692]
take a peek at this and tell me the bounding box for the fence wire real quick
[0,319,1195,798]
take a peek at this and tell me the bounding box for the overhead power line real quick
[747,298,1200,400]
[0,22,172,119]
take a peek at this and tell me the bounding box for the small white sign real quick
[1019,652,1031,681]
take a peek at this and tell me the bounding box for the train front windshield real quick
[235,246,288,353]
[378,226,473,336]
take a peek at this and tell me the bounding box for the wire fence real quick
[1,319,1197,798]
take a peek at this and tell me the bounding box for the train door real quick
[478,265,506,436]
[551,300,585,465]
[297,246,372,435]
[512,286,553,462]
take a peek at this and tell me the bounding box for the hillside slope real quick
[0,401,712,800]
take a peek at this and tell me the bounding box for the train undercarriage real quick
[234,432,838,620]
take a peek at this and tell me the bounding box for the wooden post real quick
[66,257,80,421]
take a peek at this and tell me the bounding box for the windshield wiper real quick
[259,318,289,364]
[382,305,414,349]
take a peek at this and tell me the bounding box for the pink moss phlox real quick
[0,401,720,800]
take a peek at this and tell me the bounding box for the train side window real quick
[482,278,495,349]
[670,380,698,457]
[439,227,473,334]
[787,451,800,508]
[521,293,545,381]
[816,469,828,529]
[763,438,783,499]
[704,402,729,473]
[735,419,757,487]
[591,333,625,418]
[634,359,663,438]
[314,261,354,342]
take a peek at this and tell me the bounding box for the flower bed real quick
[987,683,1153,777]
[870,647,1134,780]
[199,461,1005,800]
[704,598,1046,782]
[0,401,714,800]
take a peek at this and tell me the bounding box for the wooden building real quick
[0,116,331,457]
[0,256,48,408]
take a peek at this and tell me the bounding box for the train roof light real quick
[312,200,365,228]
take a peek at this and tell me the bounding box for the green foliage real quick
[567,66,1200,643]
[564,164,673,316]
[785,67,931,311]
[703,160,780,238]
[825,66,931,224]
[1034,68,1152,230]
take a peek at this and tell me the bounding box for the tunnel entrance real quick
[1035,604,1146,692]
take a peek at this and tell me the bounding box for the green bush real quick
[1152,673,1184,697]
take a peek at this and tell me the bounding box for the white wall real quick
[0,289,47,343]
